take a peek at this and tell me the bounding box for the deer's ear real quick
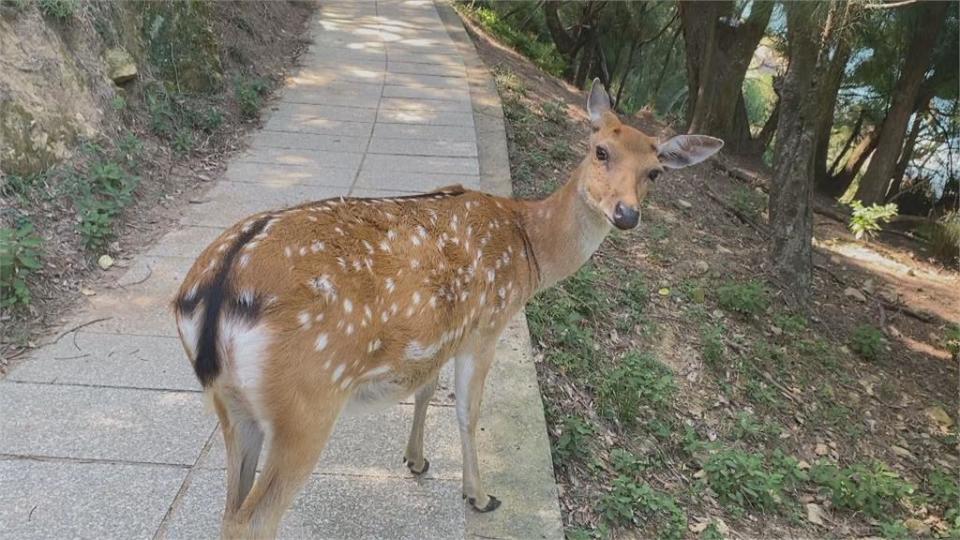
[586,78,611,128]
[656,135,724,169]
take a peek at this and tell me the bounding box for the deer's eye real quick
[595,146,609,161]
[648,169,662,181]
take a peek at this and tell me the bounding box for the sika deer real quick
[173,79,722,538]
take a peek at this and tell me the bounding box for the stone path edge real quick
[436,3,565,539]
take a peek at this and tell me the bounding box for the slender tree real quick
[679,0,773,154]
[769,2,833,301]
[854,1,950,204]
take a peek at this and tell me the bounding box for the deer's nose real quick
[613,202,640,230]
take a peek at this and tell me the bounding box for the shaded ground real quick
[459,9,959,540]
[1,1,314,370]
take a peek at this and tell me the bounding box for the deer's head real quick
[579,79,723,230]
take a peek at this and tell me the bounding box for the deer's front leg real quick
[404,375,438,475]
[455,345,501,513]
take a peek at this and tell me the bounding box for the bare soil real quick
[461,11,959,540]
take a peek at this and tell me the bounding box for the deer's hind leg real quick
[404,374,438,475]
[224,394,344,539]
[212,390,265,520]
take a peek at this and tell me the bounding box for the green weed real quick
[730,186,766,222]
[76,160,139,250]
[701,323,726,368]
[849,325,885,361]
[732,411,782,442]
[37,0,77,19]
[717,280,769,316]
[701,449,792,514]
[609,448,648,477]
[235,76,269,119]
[552,415,595,463]
[877,520,909,540]
[596,352,675,427]
[598,476,687,539]
[848,200,898,241]
[173,130,194,155]
[0,221,43,308]
[810,461,913,518]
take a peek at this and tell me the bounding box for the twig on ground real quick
[51,317,111,346]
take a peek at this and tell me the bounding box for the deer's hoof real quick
[465,494,501,513]
[403,456,430,475]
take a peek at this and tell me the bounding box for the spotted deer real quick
[173,79,721,538]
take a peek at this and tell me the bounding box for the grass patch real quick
[598,476,687,539]
[0,221,43,308]
[596,351,675,427]
[730,186,766,222]
[810,461,913,518]
[849,324,885,361]
[459,5,565,77]
[716,279,769,316]
[701,449,797,515]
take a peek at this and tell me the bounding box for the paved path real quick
[0,1,562,538]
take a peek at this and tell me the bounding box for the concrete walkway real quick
[0,1,562,538]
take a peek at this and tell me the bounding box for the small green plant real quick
[111,95,126,111]
[596,351,675,426]
[598,476,687,539]
[609,448,648,477]
[117,133,144,166]
[173,129,194,154]
[925,211,960,265]
[877,520,909,540]
[849,324,885,361]
[810,461,914,518]
[732,411,782,442]
[701,523,724,540]
[944,324,960,358]
[0,221,43,308]
[716,280,769,316]
[925,469,959,525]
[848,200,898,240]
[38,0,78,19]
[701,323,725,367]
[552,415,595,463]
[75,161,139,250]
[702,449,787,513]
[235,76,269,119]
[731,186,766,222]
[773,313,806,335]
[1,172,43,199]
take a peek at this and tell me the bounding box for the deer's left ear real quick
[656,135,724,169]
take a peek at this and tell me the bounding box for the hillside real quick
[459,9,959,540]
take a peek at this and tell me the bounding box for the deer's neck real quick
[521,166,611,291]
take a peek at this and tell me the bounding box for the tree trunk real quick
[825,128,879,198]
[886,108,925,200]
[769,3,827,302]
[680,0,773,153]
[813,30,853,185]
[854,1,950,204]
[651,24,683,104]
[827,110,865,178]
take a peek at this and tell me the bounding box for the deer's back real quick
[174,187,538,406]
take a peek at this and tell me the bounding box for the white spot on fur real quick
[340,376,353,390]
[343,299,353,313]
[362,365,391,378]
[284,246,292,258]
[315,333,329,351]
[298,311,311,330]
[332,363,346,382]
[311,241,325,253]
